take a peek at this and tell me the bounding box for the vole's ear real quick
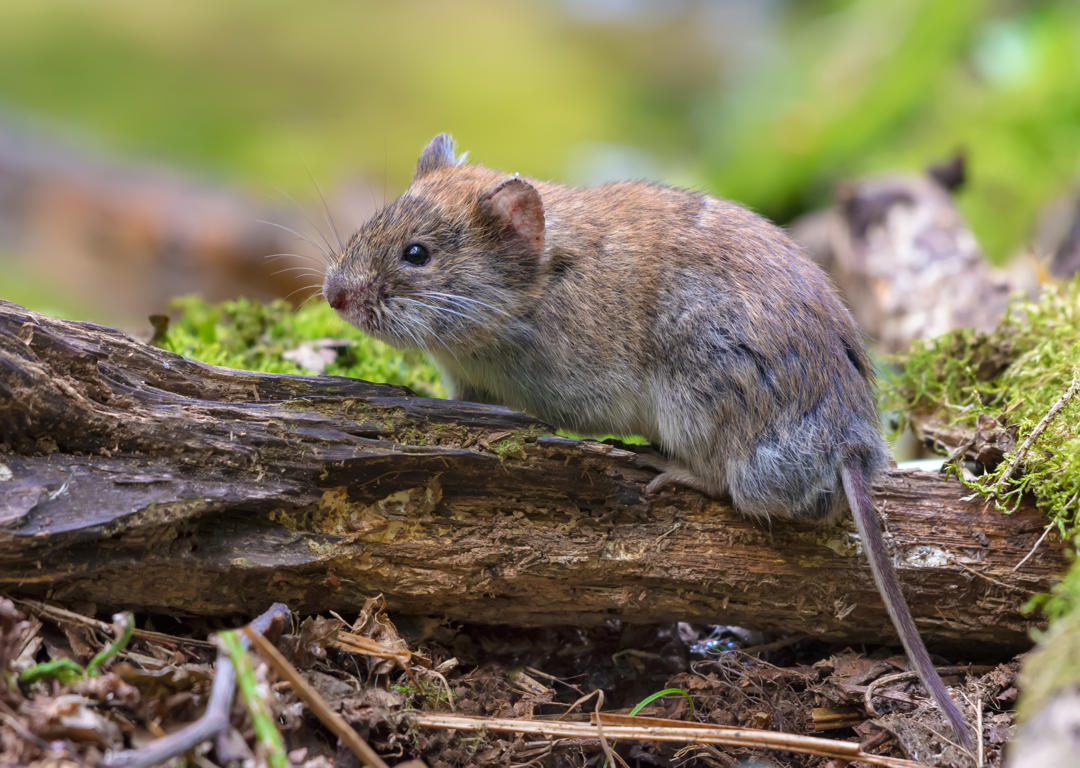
[479,177,545,257]
[414,133,465,180]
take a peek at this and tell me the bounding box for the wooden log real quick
[0,301,1063,652]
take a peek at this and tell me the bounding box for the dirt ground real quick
[0,596,1017,767]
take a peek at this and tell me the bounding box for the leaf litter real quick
[0,595,1018,767]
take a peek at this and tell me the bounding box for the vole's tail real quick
[841,456,975,752]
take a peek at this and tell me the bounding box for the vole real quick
[323,133,974,750]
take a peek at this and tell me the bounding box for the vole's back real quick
[448,177,888,520]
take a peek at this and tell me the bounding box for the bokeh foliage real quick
[0,0,1077,277]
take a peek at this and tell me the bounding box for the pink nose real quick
[324,273,349,310]
[327,284,347,310]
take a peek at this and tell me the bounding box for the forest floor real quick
[1,596,1018,768]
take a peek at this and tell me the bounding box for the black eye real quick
[402,242,430,266]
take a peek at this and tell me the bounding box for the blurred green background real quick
[1,0,1079,325]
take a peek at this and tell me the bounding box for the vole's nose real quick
[324,273,348,310]
[327,286,347,310]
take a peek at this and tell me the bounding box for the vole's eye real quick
[401,242,430,266]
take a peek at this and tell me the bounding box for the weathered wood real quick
[0,301,1064,652]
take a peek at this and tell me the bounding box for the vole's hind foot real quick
[633,451,722,497]
[644,468,718,497]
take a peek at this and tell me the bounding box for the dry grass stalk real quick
[408,712,926,768]
[243,626,398,768]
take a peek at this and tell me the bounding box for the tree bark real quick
[0,301,1063,652]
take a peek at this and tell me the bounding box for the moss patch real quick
[159,295,445,398]
[158,297,638,455]
[886,277,1080,712]
[487,426,547,461]
[883,276,1080,539]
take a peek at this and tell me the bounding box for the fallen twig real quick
[333,628,417,684]
[15,598,214,649]
[1014,521,1057,572]
[810,706,865,731]
[222,629,288,768]
[991,368,1080,499]
[103,603,291,768]
[863,667,968,718]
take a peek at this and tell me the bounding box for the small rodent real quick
[324,133,974,749]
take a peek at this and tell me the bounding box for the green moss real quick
[1017,589,1080,720]
[159,295,445,398]
[488,426,547,461]
[158,297,647,455]
[883,276,1080,538]
[886,278,1080,709]
[1027,550,1080,628]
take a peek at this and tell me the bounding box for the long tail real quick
[841,457,975,751]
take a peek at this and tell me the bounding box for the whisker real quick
[387,314,428,353]
[424,323,458,361]
[398,297,485,324]
[365,181,378,216]
[297,290,325,311]
[271,266,326,278]
[381,141,388,207]
[413,290,514,320]
[274,187,340,262]
[387,312,435,354]
[395,297,484,325]
[256,219,334,264]
[392,307,457,361]
[307,170,345,254]
[264,251,321,264]
[283,282,322,303]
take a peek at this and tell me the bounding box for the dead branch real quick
[103,603,290,768]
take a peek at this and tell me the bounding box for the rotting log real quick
[0,301,1065,653]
